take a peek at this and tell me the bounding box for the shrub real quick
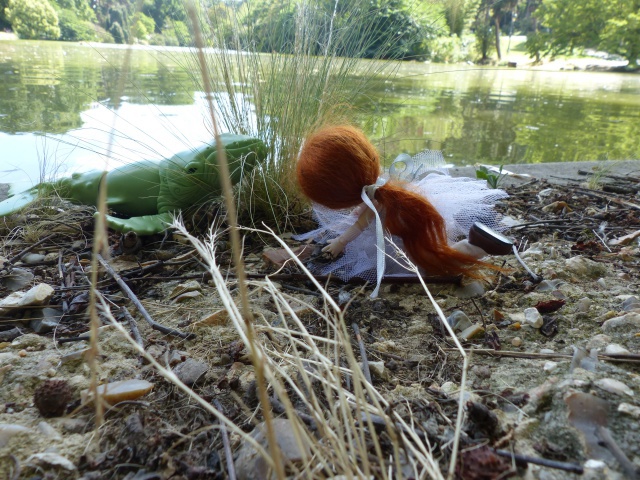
[58,8,95,41]
[5,0,60,39]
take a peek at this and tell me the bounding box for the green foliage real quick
[473,0,494,62]
[131,11,154,39]
[599,0,640,67]
[108,19,124,43]
[428,34,472,63]
[57,8,94,40]
[476,165,505,189]
[5,0,60,39]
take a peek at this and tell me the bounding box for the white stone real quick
[618,402,640,418]
[0,423,32,448]
[602,312,640,333]
[524,307,543,328]
[543,361,558,372]
[0,283,54,315]
[26,453,76,471]
[564,256,608,278]
[604,344,630,355]
[594,378,634,397]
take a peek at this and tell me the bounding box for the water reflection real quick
[1,41,639,188]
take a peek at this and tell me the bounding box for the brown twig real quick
[493,449,583,474]
[96,254,195,340]
[213,399,237,480]
[120,307,144,348]
[573,186,640,210]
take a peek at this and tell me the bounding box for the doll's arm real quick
[322,204,375,257]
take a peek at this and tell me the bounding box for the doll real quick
[295,125,510,297]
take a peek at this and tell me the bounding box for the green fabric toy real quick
[0,134,267,235]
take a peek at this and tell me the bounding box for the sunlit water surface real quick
[1,40,639,190]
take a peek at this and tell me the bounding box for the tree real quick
[5,0,60,39]
[473,0,494,62]
[600,0,640,67]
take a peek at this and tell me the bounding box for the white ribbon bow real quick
[360,177,386,298]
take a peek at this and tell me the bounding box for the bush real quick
[108,20,124,43]
[5,0,60,39]
[428,35,471,63]
[58,8,95,41]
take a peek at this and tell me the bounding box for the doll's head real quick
[296,125,381,209]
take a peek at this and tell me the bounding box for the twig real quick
[213,399,237,480]
[578,169,640,183]
[57,335,90,344]
[596,426,639,480]
[7,454,21,480]
[493,449,583,474]
[0,234,56,273]
[97,254,195,340]
[352,323,372,384]
[443,348,640,364]
[120,307,144,348]
[573,186,640,210]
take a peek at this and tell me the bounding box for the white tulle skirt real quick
[295,171,509,285]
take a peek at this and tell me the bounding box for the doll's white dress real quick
[294,151,509,292]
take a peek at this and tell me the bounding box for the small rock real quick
[0,423,32,448]
[621,296,640,311]
[543,361,558,372]
[586,334,611,350]
[618,403,640,418]
[454,280,485,298]
[29,307,63,333]
[539,348,554,354]
[511,337,522,347]
[71,240,85,251]
[26,452,76,471]
[0,267,34,291]
[563,256,608,278]
[604,344,630,355]
[22,253,46,264]
[522,247,544,260]
[59,417,89,434]
[262,245,313,267]
[82,379,154,405]
[458,323,485,341]
[594,378,634,397]
[364,361,386,380]
[534,279,564,292]
[574,297,592,314]
[235,419,311,480]
[37,421,62,440]
[0,283,55,315]
[169,280,202,299]
[173,358,208,386]
[596,278,607,288]
[523,307,543,328]
[447,310,473,332]
[602,312,640,333]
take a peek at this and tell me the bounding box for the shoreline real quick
[1,160,638,203]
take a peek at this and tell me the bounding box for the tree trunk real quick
[495,16,502,59]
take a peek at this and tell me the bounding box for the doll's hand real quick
[322,237,346,257]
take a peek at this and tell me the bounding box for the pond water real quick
[1,40,639,189]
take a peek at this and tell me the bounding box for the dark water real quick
[1,40,639,187]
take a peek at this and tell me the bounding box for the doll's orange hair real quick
[296,125,498,278]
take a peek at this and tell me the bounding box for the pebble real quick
[594,378,634,397]
[173,358,208,386]
[458,323,485,341]
[26,452,76,471]
[454,280,485,299]
[0,283,55,315]
[604,344,630,355]
[82,379,154,405]
[37,421,62,440]
[522,247,544,260]
[621,296,640,311]
[534,279,564,292]
[21,253,46,264]
[29,307,63,334]
[574,297,592,314]
[234,419,311,480]
[564,256,608,278]
[169,280,202,299]
[586,334,611,350]
[0,267,34,291]
[446,310,473,332]
[596,278,607,288]
[618,403,640,419]
[523,307,543,328]
[172,290,202,303]
[511,337,522,347]
[363,361,386,380]
[539,349,554,354]
[601,312,640,333]
[0,423,32,448]
[543,361,558,372]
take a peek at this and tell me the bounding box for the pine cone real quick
[33,379,73,417]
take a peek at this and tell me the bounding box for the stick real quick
[352,323,372,384]
[96,254,195,340]
[120,307,144,348]
[442,348,640,364]
[493,449,584,474]
[213,399,237,480]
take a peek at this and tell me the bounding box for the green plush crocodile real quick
[0,134,267,235]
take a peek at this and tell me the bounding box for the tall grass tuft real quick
[183,0,401,231]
